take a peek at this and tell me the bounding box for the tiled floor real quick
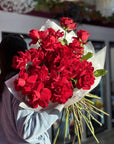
[81,128,114,144]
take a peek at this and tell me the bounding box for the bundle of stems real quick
[53,93,109,144]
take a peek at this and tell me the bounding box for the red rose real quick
[38,30,48,40]
[36,47,44,62]
[60,17,77,31]
[77,30,90,43]
[38,88,51,108]
[28,29,40,46]
[28,83,51,108]
[51,76,73,103]
[27,75,38,84]
[12,50,31,70]
[19,71,28,80]
[76,71,95,90]
[41,28,63,52]
[69,38,84,59]
[28,100,39,108]
[38,65,49,82]
[18,78,26,87]
[76,60,95,90]
[31,90,40,101]
[14,71,28,91]
[14,79,22,91]
[61,58,82,79]
[22,86,31,95]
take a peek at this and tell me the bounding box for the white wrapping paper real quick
[5,19,106,112]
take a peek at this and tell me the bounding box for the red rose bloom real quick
[69,38,84,59]
[61,58,82,79]
[76,72,95,90]
[51,76,73,103]
[77,29,90,43]
[14,71,28,91]
[28,29,40,46]
[60,17,77,31]
[28,82,51,108]
[41,28,63,52]
[12,50,31,70]
[76,60,95,90]
[38,87,51,108]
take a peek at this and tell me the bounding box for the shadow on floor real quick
[81,128,114,144]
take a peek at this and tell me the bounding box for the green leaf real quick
[71,78,77,84]
[94,69,107,77]
[81,52,93,61]
[59,39,68,45]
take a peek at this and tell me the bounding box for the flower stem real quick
[64,107,69,142]
[53,109,64,144]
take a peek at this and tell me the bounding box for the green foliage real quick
[81,52,93,61]
[59,39,68,45]
[94,69,107,77]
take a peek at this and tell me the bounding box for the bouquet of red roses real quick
[5,17,108,144]
[10,17,106,109]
